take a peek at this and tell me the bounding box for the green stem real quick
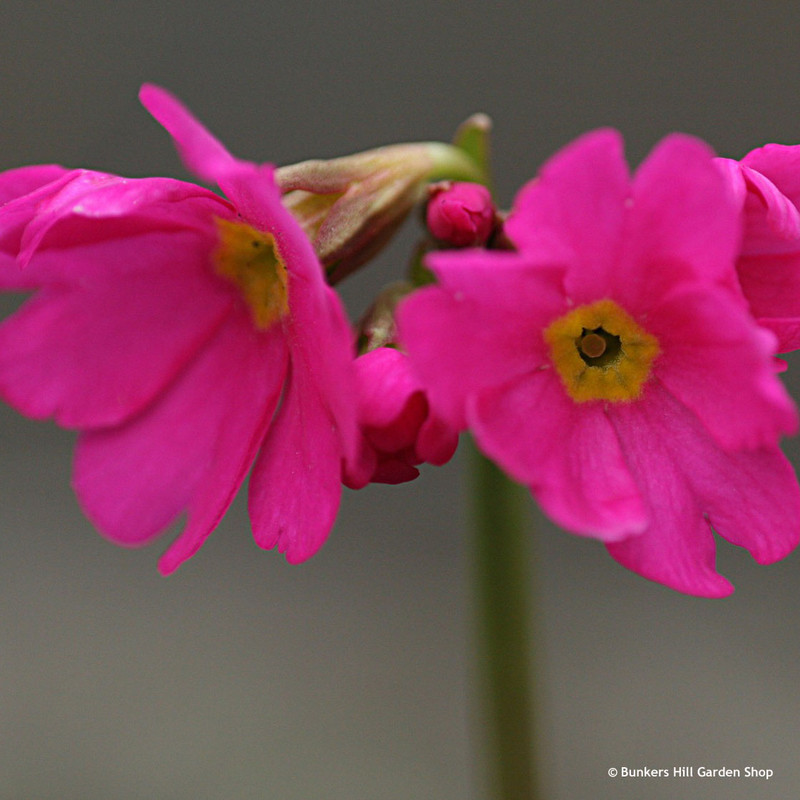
[470,440,540,800]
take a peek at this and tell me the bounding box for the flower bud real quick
[426,181,496,247]
[342,347,459,487]
[278,140,485,283]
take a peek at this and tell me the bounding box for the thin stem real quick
[470,440,540,800]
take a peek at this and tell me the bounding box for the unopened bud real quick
[278,138,486,283]
[426,181,496,247]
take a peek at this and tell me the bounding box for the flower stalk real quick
[470,440,540,800]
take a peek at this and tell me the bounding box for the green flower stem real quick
[470,439,540,800]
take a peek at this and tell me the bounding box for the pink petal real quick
[649,282,797,450]
[74,312,287,572]
[141,85,359,465]
[415,413,459,466]
[396,260,563,430]
[724,158,800,353]
[17,174,229,268]
[0,164,68,205]
[0,170,79,263]
[469,369,648,541]
[607,387,733,596]
[738,247,800,307]
[741,143,800,205]
[341,436,378,490]
[700,444,800,565]
[0,231,235,428]
[608,382,800,595]
[139,84,241,186]
[605,491,733,598]
[248,359,343,563]
[738,164,800,244]
[372,458,420,484]
[618,134,740,310]
[714,157,747,208]
[757,316,800,353]
[505,129,629,304]
[355,347,420,429]
[426,247,565,312]
[211,158,361,466]
[365,394,426,452]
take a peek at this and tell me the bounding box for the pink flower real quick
[426,181,496,247]
[343,347,458,486]
[717,146,800,352]
[398,129,800,596]
[0,86,358,574]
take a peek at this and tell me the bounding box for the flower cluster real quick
[1,86,799,595]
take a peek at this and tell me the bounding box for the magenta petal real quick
[606,395,732,597]
[6,217,223,293]
[18,175,229,269]
[738,164,800,243]
[505,129,628,303]
[648,382,800,564]
[372,458,420,484]
[139,84,241,186]
[608,383,800,595]
[632,135,736,268]
[757,316,800,353]
[75,313,287,571]
[737,251,800,320]
[397,273,558,430]
[426,248,565,310]
[415,413,459,466]
[470,370,648,541]
[249,361,343,563]
[355,348,420,429]
[0,235,234,428]
[618,135,740,310]
[650,283,797,450]
[605,510,733,598]
[342,435,378,490]
[214,160,361,465]
[0,170,80,262]
[141,86,359,464]
[700,444,800,565]
[731,162,800,352]
[0,165,68,205]
[741,142,800,205]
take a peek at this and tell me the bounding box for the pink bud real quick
[426,181,495,247]
[342,347,459,488]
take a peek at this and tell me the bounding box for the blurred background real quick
[2,2,800,798]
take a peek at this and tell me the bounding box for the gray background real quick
[2,2,800,798]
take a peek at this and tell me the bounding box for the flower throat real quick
[545,298,659,402]
[213,218,289,329]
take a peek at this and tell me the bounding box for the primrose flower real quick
[0,86,358,574]
[717,146,800,352]
[398,129,800,597]
[344,347,458,486]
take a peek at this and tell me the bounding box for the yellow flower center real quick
[544,298,659,402]
[213,218,289,329]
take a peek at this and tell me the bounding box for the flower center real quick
[213,218,289,329]
[544,298,659,402]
